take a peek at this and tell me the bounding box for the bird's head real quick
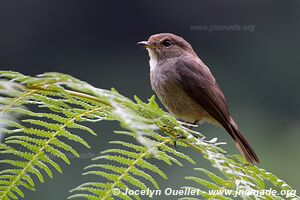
[137,33,196,62]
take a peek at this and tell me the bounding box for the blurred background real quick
[0,0,299,199]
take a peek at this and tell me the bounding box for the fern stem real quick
[101,138,173,200]
[28,85,110,107]
[0,107,102,199]
[64,90,111,106]
[0,90,37,114]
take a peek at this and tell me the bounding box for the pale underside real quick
[148,50,219,125]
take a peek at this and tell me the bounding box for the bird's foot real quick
[173,134,187,147]
[180,120,199,129]
[190,120,199,129]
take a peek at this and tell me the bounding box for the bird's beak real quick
[137,41,157,49]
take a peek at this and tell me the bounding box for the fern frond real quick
[69,131,192,200]
[0,71,111,199]
[0,71,298,200]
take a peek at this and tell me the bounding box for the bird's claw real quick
[173,134,187,147]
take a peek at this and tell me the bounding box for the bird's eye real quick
[162,40,172,47]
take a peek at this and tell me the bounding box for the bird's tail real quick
[227,119,259,164]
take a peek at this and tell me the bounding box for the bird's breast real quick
[150,63,210,123]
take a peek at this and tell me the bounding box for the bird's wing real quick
[174,57,231,130]
[174,56,259,164]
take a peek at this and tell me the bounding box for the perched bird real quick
[138,33,259,164]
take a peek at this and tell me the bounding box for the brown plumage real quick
[138,33,259,164]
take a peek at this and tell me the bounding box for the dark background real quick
[0,1,299,199]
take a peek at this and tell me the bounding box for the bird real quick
[137,33,259,164]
